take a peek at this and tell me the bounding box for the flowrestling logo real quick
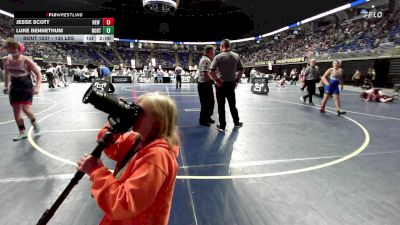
[368,11,383,18]
[253,83,264,92]
[94,83,107,91]
[360,9,369,15]
[360,9,384,19]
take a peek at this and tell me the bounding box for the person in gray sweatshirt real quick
[300,59,320,106]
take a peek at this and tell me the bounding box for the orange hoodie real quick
[89,127,179,225]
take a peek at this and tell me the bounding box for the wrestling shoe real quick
[13,132,27,142]
[300,96,306,103]
[234,122,243,128]
[33,123,41,136]
[216,125,226,132]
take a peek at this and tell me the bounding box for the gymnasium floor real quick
[0,82,399,225]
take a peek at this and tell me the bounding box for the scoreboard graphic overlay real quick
[13,12,114,43]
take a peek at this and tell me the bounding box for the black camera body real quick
[82,87,143,133]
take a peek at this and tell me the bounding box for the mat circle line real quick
[27,98,370,180]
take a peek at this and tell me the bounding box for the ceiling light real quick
[142,0,178,14]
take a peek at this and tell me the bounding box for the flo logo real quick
[254,83,264,92]
[360,9,369,15]
[94,82,107,91]
[364,10,384,19]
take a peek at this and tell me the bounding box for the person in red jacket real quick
[77,92,180,225]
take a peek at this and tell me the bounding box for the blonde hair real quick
[4,38,19,49]
[137,92,179,147]
[332,59,341,66]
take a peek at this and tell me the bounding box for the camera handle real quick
[36,117,120,225]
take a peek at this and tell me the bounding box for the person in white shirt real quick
[55,63,68,87]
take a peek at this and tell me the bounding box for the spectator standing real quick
[352,69,362,87]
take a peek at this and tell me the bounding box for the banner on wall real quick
[112,76,132,83]
[254,61,273,66]
[275,57,305,64]
[138,76,147,83]
[254,61,267,66]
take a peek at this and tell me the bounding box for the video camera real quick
[82,86,143,133]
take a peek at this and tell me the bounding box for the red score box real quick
[102,18,114,26]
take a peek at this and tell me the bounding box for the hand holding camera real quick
[82,86,143,133]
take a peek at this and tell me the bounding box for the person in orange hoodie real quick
[77,92,180,225]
